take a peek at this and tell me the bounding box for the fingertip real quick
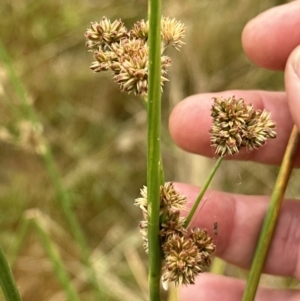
[169,91,292,165]
[179,274,244,301]
[179,274,299,301]
[168,95,212,155]
[285,45,300,131]
[242,2,300,70]
[169,91,255,156]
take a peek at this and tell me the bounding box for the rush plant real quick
[83,2,293,300]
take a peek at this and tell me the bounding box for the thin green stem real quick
[0,40,36,122]
[33,219,81,301]
[41,148,103,298]
[242,125,300,301]
[8,218,30,267]
[184,156,223,228]
[142,95,165,185]
[0,39,103,299]
[0,244,22,301]
[147,0,162,300]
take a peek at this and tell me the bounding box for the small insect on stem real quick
[213,221,218,235]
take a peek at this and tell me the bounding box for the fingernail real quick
[287,45,300,130]
[291,46,300,79]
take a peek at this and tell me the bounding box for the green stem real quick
[147,0,162,300]
[0,244,22,301]
[8,218,30,267]
[0,39,102,299]
[242,125,300,301]
[33,219,81,301]
[142,95,165,185]
[41,148,103,298]
[41,148,87,251]
[0,40,36,122]
[184,156,223,228]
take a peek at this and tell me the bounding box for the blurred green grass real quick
[0,0,299,300]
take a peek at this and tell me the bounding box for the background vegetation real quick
[0,0,298,300]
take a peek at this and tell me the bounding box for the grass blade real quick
[0,244,22,301]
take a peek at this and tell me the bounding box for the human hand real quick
[169,1,300,300]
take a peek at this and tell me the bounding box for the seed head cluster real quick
[85,16,185,96]
[210,96,276,156]
[135,182,215,286]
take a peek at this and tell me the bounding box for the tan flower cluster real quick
[210,96,276,156]
[85,16,185,96]
[135,182,215,286]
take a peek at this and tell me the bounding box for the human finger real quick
[169,90,300,166]
[242,1,300,70]
[180,273,300,301]
[174,183,300,278]
[285,45,300,130]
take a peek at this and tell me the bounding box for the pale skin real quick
[169,1,300,300]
